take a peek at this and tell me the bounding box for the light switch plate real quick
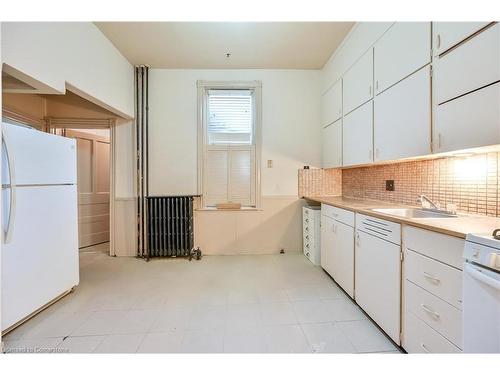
[267,160,273,168]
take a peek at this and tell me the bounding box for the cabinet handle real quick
[369,85,372,96]
[332,223,337,234]
[355,231,360,247]
[438,133,442,149]
[420,343,431,353]
[376,80,379,91]
[421,304,440,320]
[436,34,441,49]
[423,272,440,284]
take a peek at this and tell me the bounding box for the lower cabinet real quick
[402,226,464,353]
[320,206,355,298]
[320,214,335,277]
[355,215,402,344]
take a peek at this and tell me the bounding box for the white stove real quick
[463,232,500,353]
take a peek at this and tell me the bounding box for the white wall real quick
[322,22,393,94]
[149,69,322,197]
[1,22,134,119]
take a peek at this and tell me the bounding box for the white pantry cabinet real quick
[321,79,343,127]
[322,119,342,168]
[343,101,373,167]
[374,22,431,94]
[434,23,500,105]
[343,48,373,115]
[374,66,431,162]
[433,22,491,56]
[434,81,500,153]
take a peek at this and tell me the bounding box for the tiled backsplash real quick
[343,152,500,217]
[298,168,342,197]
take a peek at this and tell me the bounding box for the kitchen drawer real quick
[403,226,464,269]
[321,204,354,227]
[435,23,500,104]
[405,249,463,309]
[356,213,401,245]
[405,280,462,348]
[404,310,461,353]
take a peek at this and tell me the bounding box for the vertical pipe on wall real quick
[135,65,150,259]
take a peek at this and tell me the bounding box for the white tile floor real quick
[3,246,400,353]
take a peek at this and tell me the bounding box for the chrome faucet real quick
[417,195,440,210]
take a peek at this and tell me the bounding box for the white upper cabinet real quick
[343,101,373,167]
[322,119,342,168]
[434,81,500,153]
[434,23,500,104]
[433,22,491,56]
[321,79,343,127]
[374,22,431,94]
[374,67,431,162]
[342,48,374,115]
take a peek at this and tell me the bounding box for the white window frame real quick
[197,80,262,209]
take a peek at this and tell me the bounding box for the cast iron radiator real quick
[146,196,195,257]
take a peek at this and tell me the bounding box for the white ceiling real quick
[95,22,354,69]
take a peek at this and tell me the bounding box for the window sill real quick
[196,207,262,212]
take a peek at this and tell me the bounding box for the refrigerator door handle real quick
[2,130,17,244]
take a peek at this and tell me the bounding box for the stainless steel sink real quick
[371,208,458,219]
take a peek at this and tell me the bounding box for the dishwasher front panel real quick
[355,228,402,344]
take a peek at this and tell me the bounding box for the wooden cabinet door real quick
[374,22,431,94]
[343,48,373,115]
[331,221,355,298]
[322,79,343,127]
[374,66,431,162]
[66,129,110,248]
[343,101,373,167]
[433,22,491,56]
[320,215,335,277]
[322,119,342,168]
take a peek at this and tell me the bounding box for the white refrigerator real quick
[1,122,79,332]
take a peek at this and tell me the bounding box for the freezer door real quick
[2,122,77,185]
[1,185,79,331]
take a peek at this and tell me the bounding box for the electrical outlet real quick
[267,160,273,168]
[386,180,395,191]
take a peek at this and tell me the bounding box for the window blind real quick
[208,89,253,144]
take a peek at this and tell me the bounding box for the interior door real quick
[331,220,355,298]
[66,130,110,248]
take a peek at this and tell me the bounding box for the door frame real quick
[45,117,117,256]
